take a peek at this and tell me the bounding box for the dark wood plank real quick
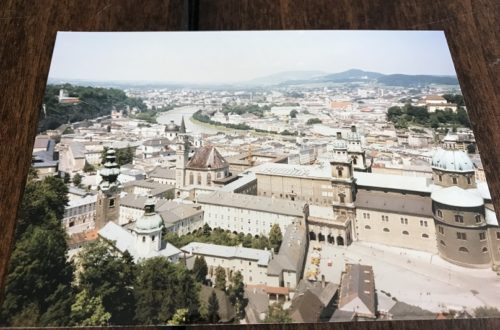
[1,0,500,329]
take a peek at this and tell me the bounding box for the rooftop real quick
[355,190,433,217]
[431,186,484,208]
[197,191,306,216]
[181,242,271,266]
[187,145,228,170]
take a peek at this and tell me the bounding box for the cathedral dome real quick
[135,196,163,232]
[431,149,475,172]
[332,139,348,150]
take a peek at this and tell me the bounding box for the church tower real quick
[175,117,189,191]
[134,195,163,259]
[346,125,370,172]
[330,132,357,243]
[95,148,122,229]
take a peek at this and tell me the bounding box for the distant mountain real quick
[278,69,458,87]
[377,74,459,86]
[244,70,327,86]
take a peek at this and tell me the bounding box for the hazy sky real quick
[48,31,457,84]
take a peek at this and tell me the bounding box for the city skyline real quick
[48,31,457,84]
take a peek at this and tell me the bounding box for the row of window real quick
[363,225,429,238]
[439,241,488,253]
[64,204,96,217]
[437,174,472,185]
[436,210,482,223]
[438,226,490,241]
[362,213,428,227]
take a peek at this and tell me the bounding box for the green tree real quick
[193,256,208,283]
[263,302,292,323]
[269,224,283,253]
[134,257,200,324]
[227,271,247,319]
[168,308,189,325]
[72,173,82,186]
[77,241,136,325]
[83,162,95,173]
[306,118,322,125]
[289,109,298,118]
[473,306,500,318]
[70,289,111,326]
[63,172,71,183]
[214,266,226,291]
[207,291,219,324]
[457,107,470,127]
[467,143,476,154]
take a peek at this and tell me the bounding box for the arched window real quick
[197,173,202,185]
[207,173,212,186]
[458,247,469,253]
[383,228,390,232]
[352,157,357,165]
[437,210,443,218]
[422,233,429,238]
[482,247,488,253]
[402,231,409,235]
[365,225,371,229]
[338,169,343,177]
[189,172,194,185]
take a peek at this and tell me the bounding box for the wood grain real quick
[1,0,499,329]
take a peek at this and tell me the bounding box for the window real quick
[454,215,464,223]
[109,198,115,208]
[207,173,211,185]
[422,233,429,238]
[338,169,343,177]
[381,215,389,222]
[479,232,486,241]
[440,240,446,246]
[452,177,458,184]
[402,231,409,235]
[438,174,442,182]
[482,247,488,253]
[456,232,467,240]
[339,194,345,203]
[420,220,428,227]
[197,173,202,185]
[353,158,357,165]
[475,214,481,223]
[437,210,443,218]
[189,172,194,185]
[467,177,472,184]
[439,226,444,234]
[458,247,469,253]
[400,218,408,225]
[151,235,155,241]
[69,221,74,227]
[497,232,500,240]
[363,213,370,220]
[142,236,146,242]
[383,228,390,232]
[365,225,371,229]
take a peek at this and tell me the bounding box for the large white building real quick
[62,194,97,235]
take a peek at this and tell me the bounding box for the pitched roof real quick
[148,166,176,179]
[337,263,376,318]
[355,190,433,217]
[290,290,323,323]
[186,145,228,170]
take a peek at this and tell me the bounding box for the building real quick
[164,117,186,141]
[99,196,182,262]
[418,95,457,113]
[197,191,308,237]
[58,89,80,104]
[62,194,96,235]
[148,166,176,185]
[122,179,175,198]
[95,148,122,229]
[32,136,59,178]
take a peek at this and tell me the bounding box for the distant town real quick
[3,68,500,326]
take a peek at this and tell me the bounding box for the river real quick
[156,106,219,134]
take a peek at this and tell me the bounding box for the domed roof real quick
[431,186,483,208]
[431,148,474,172]
[332,138,348,150]
[165,120,180,132]
[135,196,163,232]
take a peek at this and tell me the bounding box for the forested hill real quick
[39,84,146,132]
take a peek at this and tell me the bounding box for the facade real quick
[196,191,308,237]
[62,194,97,235]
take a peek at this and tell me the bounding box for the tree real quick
[83,162,95,173]
[289,109,298,118]
[101,146,134,166]
[63,172,71,183]
[473,306,500,318]
[165,189,175,200]
[70,289,111,326]
[214,266,226,291]
[134,257,200,324]
[77,241,136,325]
[306,118,322,125]
[168,308,189,325]
[467,143,476,154]
[227,271,247,319]
[263,302,292,323]
[269,224,283,253]
[72,173,82,186]
[207,291,220,324]
[193,256,208,283]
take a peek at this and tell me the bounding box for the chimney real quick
[336,132,342,139]
[351,125,356,133]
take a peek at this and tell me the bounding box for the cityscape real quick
[2,31,499,326]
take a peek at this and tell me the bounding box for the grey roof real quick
[181,242,271,266]
[69,141,86,159]
[219,172,257,192]
[32,139,58,168]
[148,166,176,180]
[290,290,323,323]
[295,280,339,307]
[337,263,376,317]
[187,145,228,170]
[431,186,484,208]
[122,179,175,196]
[157,201,203,224]
[197,191,306,217]
[355,190,433,217]
[267,222,307,276]
[330,309,356,322]
[388,301,435,320]
[354,172,433,194]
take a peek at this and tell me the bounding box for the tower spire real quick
[180,116,186,134]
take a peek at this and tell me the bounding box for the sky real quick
[48,31,457,84]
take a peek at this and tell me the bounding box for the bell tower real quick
[175,120,189,191]
[95,148,122,229]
